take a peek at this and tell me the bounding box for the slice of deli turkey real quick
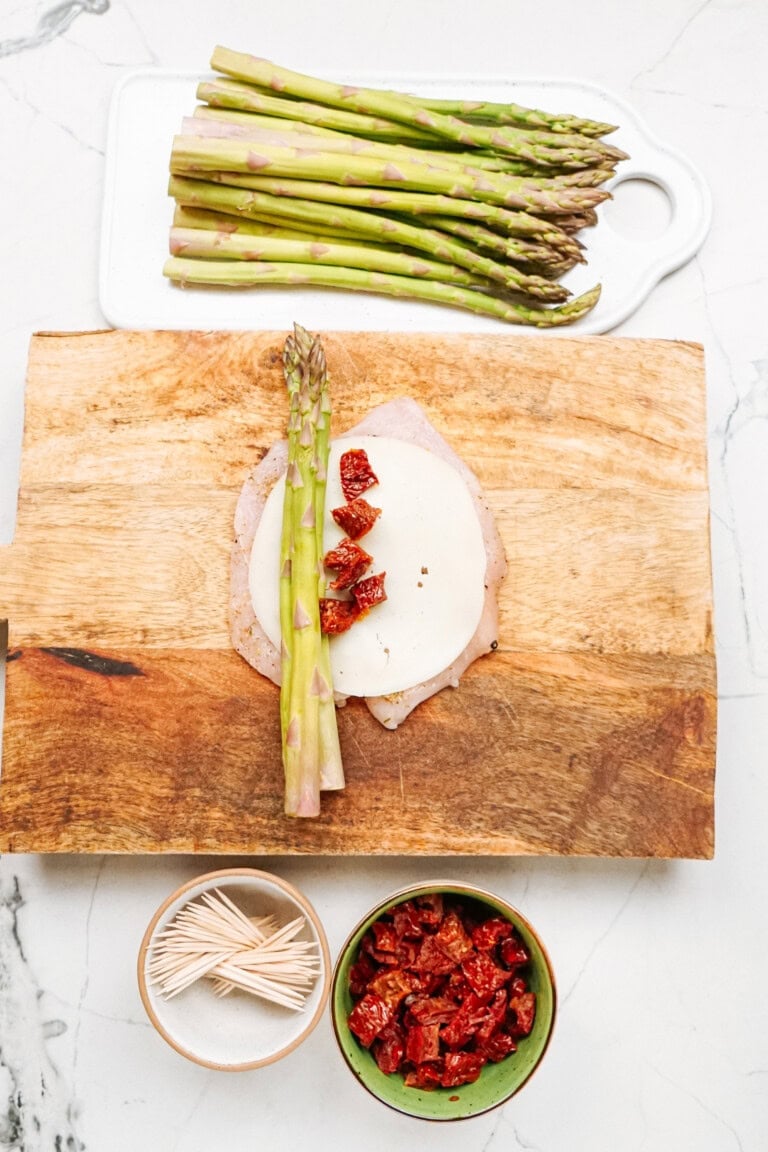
[230,398,506,728]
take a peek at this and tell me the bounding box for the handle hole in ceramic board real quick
[603,177,672,241]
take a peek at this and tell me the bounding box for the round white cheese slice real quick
[249,435,486,698]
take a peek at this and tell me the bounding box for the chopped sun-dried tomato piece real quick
[331,496,382,540]
[405,1023,441,1065]
[348,953,377,999]
[413,934,457,976]
[472,917,514,952]
[395,939,420,967]
[500,935,530,969]
[407,996,459,1027]
[368,967,416,1008]
[324,538,372,590]
[441,1051,486,1088]
[461,952,509,1000]
[351,572,387,614]
[476,989,508,1043]
[409,972,448,999]
[509,992,536,1038]
[361,929,398,966]
[373,1022,405,1074]
[391,901,424,941]
[443,970,473,1004]
[348,992,394,1048]
[404,1062,443,1091]
[477,1032,517,1063]
[434,910,475,964]
[509,974,528,998]
[414,893,444,927]
[371,921,399,954]
[319,597,360,635]
[340,448,379,501]
[439,992,487,1048]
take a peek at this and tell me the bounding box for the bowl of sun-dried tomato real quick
[330,881,556,1121]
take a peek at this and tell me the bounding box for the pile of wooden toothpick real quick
[148,888,321,1010]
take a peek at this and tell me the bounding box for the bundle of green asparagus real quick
[164,49,629,326]
[280,325,343,818]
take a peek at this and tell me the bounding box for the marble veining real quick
[560,861,649,1006]
[0,72,106,156]
[0,874,82,1151]
[630,0,714,89]
[0,0,108,60]
[0,1,767,1148]
[719,357,768,675]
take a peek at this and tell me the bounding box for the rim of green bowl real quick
[330,880,557,1122]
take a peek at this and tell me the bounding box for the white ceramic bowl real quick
[137,868,330,1070]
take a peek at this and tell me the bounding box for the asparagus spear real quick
[193,105,365,143]
[538,167,616,189]
[210,49,627,167]
[177,202,407,247]
[173,203,317,237]
[279,332,301,739]
[164,256,602,328]
[394,94,617,138]
[188,111,615,183]
[173,203,584,279]
[170,226,490,287]
[458,159,616,185]
[306,336,343,794]
[200,74,617,142]
[549,209,600,231]
[170,136,611,216]
[419,215,582,274]
[280,329,341,816]
[172,205,412,251]
[198,77,437,143]
[456,153,562,176]
[178,170,581,253]
[199,104,539,174]
[283,326,343,795]
[168,178,570,301]
[166,54,627,325]
[182,114,545,181]
[280,332,320,817]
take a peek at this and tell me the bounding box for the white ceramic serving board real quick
[99,69,711,335]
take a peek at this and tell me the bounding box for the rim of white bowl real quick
[137,867,331,1070]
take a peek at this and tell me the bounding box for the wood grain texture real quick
[0,330,716,856]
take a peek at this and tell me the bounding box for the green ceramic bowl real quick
[331,881,556,1121]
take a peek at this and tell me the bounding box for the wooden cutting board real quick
[0,330,715,856]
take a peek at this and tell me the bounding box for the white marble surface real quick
[1,2,767,1148]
